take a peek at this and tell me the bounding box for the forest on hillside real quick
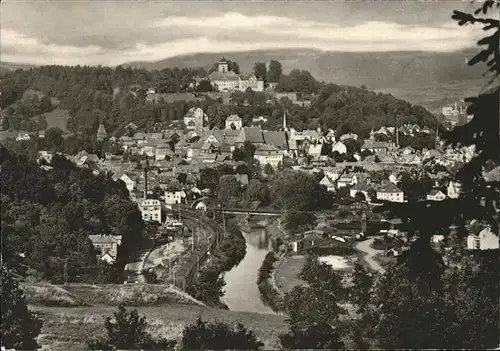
[0,63,437,137]
[0,145,144,283]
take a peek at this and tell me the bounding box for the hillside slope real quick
[33,304,287,350]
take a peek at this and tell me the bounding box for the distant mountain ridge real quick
[123,48,482,89]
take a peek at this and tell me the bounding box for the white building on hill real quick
[208,58,264,92]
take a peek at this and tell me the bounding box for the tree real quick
[233,141,256,163]
[181,317,264,350]
[45,127,64,150]
[217,175,241,205]
[1,266,43,350]
[271,170,332,211]
[354,191,366,202]
[280,256,347,349]
[284,210,315,234]
[253,62,267,81]
[196,79,213,92]
[263,163,274,176]
[367,188,377,202]
[267,60,283,83]
[246,179,270,205]
[87,305,175,350]
[350,262,373,314]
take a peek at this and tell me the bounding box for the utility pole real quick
[143,156,149,200]
[222,207,227,239]
[63,259,68,285]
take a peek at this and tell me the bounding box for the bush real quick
[182,317,264,350]
[257,252,278,284]
[86,305,176,350]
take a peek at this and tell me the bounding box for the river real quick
[222,225,276,314]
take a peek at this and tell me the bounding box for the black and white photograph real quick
[1,0,499,349]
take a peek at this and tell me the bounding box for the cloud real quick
[1,12,485,66]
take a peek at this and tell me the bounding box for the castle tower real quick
[218,57,229,73]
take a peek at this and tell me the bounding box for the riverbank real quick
[251,219,287,312]
[186,218,246,308]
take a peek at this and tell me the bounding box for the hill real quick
[0,61,36,72]
[124,48,484,109]
[33,303,287,350]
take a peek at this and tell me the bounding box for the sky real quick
[0,0,491,66]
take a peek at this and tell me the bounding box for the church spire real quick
[283,109,287,131]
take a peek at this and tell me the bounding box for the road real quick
[124,250,149,283]
[355,237,386,274]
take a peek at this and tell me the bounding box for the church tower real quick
[283,109,288,131]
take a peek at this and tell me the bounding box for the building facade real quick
[139,199,162,223]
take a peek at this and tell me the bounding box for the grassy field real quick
[274,255,307,294]
[40,108,70,132]
[22,283,206,307]
[33,304,288,350]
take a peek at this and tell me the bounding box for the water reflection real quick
[222,226,275,314]
[245,229,270,250]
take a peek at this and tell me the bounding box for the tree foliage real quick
[270,170,333,211]
[181,317,264,350]
[0,146,142,283]
[1,266,43,350]
[253,62,267,81]
[280,256,347,349]
[87,305,175,350]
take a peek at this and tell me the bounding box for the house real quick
[15,131,31,141]
[133,132,147,145]
[337,174,357,188]
[235,127,265,146]
[89,234,122,264]
[125,122,138,130]
[308,144,323,159]
[361,140,389,154]
[467,226,499,250]
[427,190,447,201]
[225,114,243,130]
[164,190,186,206]
[252,116,268,124]
[254,144,283,168]
[389,173,399,184]
[38,150,53,164]
[319,175,336,192]
[183,107,208,130]
[332,141,347,154]
[195,201,208,212]
[340,133,358,141]
[155,145,173,161]
[118,172,137,193]
[139,199,162,223]
[234,174,249,187]
[447,181,461,199]
[376,182,404,203]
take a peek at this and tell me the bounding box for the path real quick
[355,237,386,274]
